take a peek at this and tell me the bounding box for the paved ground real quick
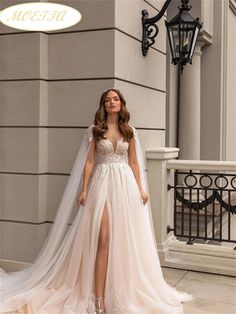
[162,267,236,314]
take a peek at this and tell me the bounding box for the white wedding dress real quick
[0,125,193,314]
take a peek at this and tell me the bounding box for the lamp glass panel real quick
[189,26,200,59]
[167,28,175,59]
[169,25,180,58]
[180,23,194,58]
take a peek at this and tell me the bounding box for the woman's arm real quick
[128,137,143,192]
[77,137,96,206]
[128,137,148,205]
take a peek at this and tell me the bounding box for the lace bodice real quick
[95,137,129,164]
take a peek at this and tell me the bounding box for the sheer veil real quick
[0,125,93,303]
[130,126,158,255]
[0,124,159,308]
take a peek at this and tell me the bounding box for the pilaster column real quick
[178,41,204,160]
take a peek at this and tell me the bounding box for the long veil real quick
[131,126,159,256]
[0,125,93,306]
[0,124,156,310]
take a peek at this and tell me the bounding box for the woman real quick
[0,88,193,314]
[77,88,149,313]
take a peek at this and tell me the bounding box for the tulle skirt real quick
[0,161,193,314]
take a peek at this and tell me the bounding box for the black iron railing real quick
[167,170,236,249]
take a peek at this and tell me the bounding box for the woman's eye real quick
[105,97,119,102]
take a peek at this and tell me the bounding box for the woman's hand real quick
[140,189,148,205]
[77,190,87,207]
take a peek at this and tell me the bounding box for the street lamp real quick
[141,0,202,73]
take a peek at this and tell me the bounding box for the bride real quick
[0,88,193,314]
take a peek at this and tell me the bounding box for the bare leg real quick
[94,202,109,313]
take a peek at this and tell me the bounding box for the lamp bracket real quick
[142,0,172,56]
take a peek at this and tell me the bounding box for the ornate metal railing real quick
[166,161,236,249]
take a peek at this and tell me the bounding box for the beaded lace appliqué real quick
[96,138,129,165]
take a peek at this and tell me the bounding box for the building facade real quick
[0,0,235,271]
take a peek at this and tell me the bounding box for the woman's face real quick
[104,90,121,114]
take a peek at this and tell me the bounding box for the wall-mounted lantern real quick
[142,0,202,73]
